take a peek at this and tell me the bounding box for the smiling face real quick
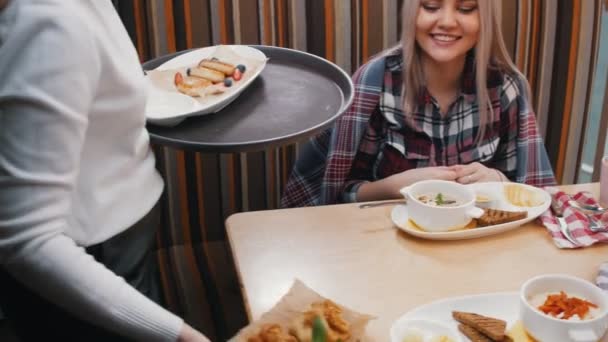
[415,0,480,66]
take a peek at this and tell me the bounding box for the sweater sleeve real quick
[0,4,182,341]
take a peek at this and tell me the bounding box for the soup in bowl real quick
[520,274,608,342]
[400,180,484,232]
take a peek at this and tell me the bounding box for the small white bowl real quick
[400,180,484,232]
[520,274,608,342]
[390,318,462,342]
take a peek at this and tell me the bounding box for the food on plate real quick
[401,327,424,342]
[476,209,528,227]
[247,324,297,342]
[503,184,544,207]
[173,72,213,97]
[476,195,491,202]
[170,56,250,97]
[452,311,507,341]
[245,300,351,342]
[198,58,236,75]
[506,321,536,342]
[474,192,496,209]
[416,193,461,207]
[530,291,599,320]
[429,336,455,342]
[187,66,226,83]
[401,327,455,342]
[289,300,351,342]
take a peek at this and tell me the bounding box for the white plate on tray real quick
[391,182,551,240]
[145,45,268,126]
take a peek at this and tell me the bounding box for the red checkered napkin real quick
[539,187,608,248]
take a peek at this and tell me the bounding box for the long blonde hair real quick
[400,0,530,142]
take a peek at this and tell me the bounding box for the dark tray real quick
[143,45,354,153]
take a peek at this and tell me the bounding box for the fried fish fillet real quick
[453,311,506,341]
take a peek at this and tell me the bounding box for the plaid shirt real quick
[281,48,556,207]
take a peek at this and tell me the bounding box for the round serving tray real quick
[143,45,354,153]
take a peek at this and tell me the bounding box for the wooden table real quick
[226,183,607,340]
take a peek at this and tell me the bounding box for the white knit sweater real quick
[0,0,183,340]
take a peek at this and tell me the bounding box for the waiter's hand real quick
[178,323,211,342]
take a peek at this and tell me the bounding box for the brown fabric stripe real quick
[133,0,149,61]
[276,0,287,47]
[199,154,223,241]
[176,151,193,244]
[516,0,529,72]
[218,0,235,44]
[226,154,238,215]
[362,0,383,62]
[527,0,541,97]
[266,150,277,208]
[324,0,335,61]
[351,0,361,70]
[262,0,273,44]
[236,0,260,44]
[556,0,581,182]
[183,0,193,47]
[592,78,608,180]
[307,0,326,57]
[190,0,212,47]
[362,0,369,61]
[501,0,518,60]
[181,245,218,338]
[163,0,177,52]
[156,247,178,311]
[245,152,267,211]
[195,155,208,242]
[545,0,573,175]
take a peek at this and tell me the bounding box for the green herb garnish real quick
[435,193,445,205]
[312,316,327,342]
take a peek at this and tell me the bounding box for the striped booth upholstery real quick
[112,1,608,340]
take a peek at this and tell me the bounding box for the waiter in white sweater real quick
[0,1,210,341]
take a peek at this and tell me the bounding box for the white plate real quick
[394,292,608,342]
[391,182,551,240]
[145,90,200,126]
[145,45,268,126]
[394,293,518,342]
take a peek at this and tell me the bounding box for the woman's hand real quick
[450,162,506,184]
[357,166,457,201]
[389,166,458,187]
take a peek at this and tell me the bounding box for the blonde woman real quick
[282,0,555,207]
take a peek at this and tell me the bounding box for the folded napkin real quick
[539,187,608,248]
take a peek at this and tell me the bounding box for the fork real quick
[566,200,607,233]
[568,200,608,215]
[358,199,406,209]
[552,199,578,245]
